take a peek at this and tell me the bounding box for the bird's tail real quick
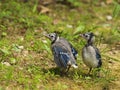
[67,60,78,68]
[72,64,78,68]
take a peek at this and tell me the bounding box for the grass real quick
[0,0,120,90]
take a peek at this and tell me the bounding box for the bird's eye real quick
[85,35,88,37]
[51,35,54,37]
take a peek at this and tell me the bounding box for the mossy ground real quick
[0,0,120,90]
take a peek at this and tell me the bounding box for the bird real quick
[44,32,78,73]
[79,32,102,75]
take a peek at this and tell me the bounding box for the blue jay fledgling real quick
[80,32,102,74]
[44,33,78,72]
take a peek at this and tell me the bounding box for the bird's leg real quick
[88,68,92,75]
[65,65,71,73]
[96,67,101,77]
[60,68,66,76]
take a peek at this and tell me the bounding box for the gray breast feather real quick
[82,46,101,68]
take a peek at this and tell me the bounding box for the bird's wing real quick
[60,38,78,59]
[52,45,70,68]
[94,47,102,67]
[69,44,78,60]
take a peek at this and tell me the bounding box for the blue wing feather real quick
[71,47,78,59]
[60,52,69,64]
[60,38,78,60]
[52,46,70,68]
[69,43,78,59]
[94,47,102,67]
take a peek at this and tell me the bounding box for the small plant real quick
[113,2,120,18]
[67,0,81,7]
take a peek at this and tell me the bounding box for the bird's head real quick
[44,33,58,43]
[80,32,95,44]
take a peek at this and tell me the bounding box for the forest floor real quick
[0,0,120,90]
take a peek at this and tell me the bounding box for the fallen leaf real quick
[22,50,29,57]
[52,19,60,25]
[39,0,54,5]
[66,24,73,28]
[37,5,51,14]
[106,15,112,21]
[1,62,11,66]
[106,0,113,4]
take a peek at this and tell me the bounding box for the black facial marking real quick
[51,33,58,44]
[87,32,94,45]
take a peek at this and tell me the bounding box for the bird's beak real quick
[79,34,84,37]
[43,33,49,38]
